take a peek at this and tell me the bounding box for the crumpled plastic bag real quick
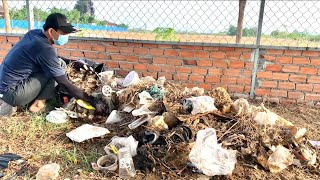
[138,91,155,105]
[254,111,278,126]
[105,136,139,157]
[185,96,218,115]
[268,145,294,173]
[46,110,69,124]
[106,110,122,124]
[189,128,237,176]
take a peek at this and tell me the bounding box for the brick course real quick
[0,35,320,103]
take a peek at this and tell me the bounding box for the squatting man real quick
[0,13,104,116]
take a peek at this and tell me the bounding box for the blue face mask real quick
[53,34,69,46]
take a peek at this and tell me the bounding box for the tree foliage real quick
[227,25,256,37]
[74,0,94,16]
[153,27,179,41]
[7,6,128,28]
[270,30,320,42]
[227,25,237,36]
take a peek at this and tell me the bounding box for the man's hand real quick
[91,97,107,115]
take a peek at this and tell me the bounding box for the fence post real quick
[2,0,11,33]
[26,0,34,30]
[250,0,266,99]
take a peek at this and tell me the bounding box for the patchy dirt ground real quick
[0,101,319,180]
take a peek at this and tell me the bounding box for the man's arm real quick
[54,75,94,104]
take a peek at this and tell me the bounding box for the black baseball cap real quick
[43,13,78,33]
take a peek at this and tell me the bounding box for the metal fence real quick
[0,0,319,48]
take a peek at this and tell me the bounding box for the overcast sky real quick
[3,0,320,35]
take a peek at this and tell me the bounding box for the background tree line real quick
[3,0,128,28]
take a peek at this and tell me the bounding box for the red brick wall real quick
[1,35,320,103]
[257,49,320,104]
[50,39,254,96]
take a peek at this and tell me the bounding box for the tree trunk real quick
[236,0,247,43]
[2,0,11,33]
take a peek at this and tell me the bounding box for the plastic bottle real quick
[118,147,136,179]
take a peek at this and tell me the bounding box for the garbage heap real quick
[54,63,320,178]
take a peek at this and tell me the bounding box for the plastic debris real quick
[132,104,157,116]
[268,145,294,173]
[128,115,151,130]
[309,140,320,149]
[105,136,139,157]
[300,148,317,165]
[118,147,136,178]
[66,124,110,143]
[46,110,69,124]
[294,128,307,141]
[184,96,218,115]
[138,91,155,105]
[148,116,169,130]
[142,131,159,144]
[122,104,135,113]
[122,71,140,87]
[102,85,114,97]
[96,154,118,172]
[76,99,96,110]
[36,163,60,180]
[189,128,237,176]
[146,86,164,100]
[55,108,78,119]
[254,111,278,126]
[98,70,114,84]
[106,110,122,124]
[232,98,251,117]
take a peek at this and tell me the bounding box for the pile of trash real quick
[46,61,320,178]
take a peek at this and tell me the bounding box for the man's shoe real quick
[0,99,16,117]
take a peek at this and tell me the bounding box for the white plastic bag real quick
[105,135,139,157]
[186,96,218,115]
[106,110,123,124]
[138,91,155,105]
[46,110,69,124]
[189,128,237,176]
[268,145,294,173]
[254,111,278,126]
